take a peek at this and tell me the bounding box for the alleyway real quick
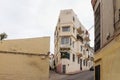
[50,70,94,80]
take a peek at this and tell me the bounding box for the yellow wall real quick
[0,37,50,80]
[0,37,50,54]
[95,35,120,80]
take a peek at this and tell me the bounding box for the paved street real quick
[50,70,94,80]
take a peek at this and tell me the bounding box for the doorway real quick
[80,59,82,70]
[63,65,66,74]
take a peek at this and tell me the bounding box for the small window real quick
[73,54,75,62]
[73,16,75,21]
[78,57,79,64]
[80,46,83,51]
[83,50,85,55]
[83,60,86,66]
[73,27,75,33]
[70,38,72,45]
[86,60,87,66]
[73,41,74,48]
[62,26,70,32]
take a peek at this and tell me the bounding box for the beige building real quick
[54,9,94,74]
[91,0,120,80]
[0,37,50,80]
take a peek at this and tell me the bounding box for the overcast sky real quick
[0,0,94,53]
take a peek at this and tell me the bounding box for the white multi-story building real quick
[54,9,94,74]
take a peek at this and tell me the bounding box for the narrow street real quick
[50,70,94,80]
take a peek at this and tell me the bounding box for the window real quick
[70,38,72,45]
[83,50,85,55]
[73,54,75,62]
[83,60,86,66]
[78,57,79,64]
[61,37,70,44]
[80,59,82,70]
[95,65,100,80]
[80,46,83,51]
[73,16,75,22]
[95,4,101,52]
[61,52,70,59]
[62,26,70,32]
[86,60,87,66]
[73,41,74,48]
[73,27,75,33]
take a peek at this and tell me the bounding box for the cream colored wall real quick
[101,0,114,47]
[95,35,120,80]
[59,9,75,24]
[61,52,80,74]
[93,0,114,47]
[0,37,50,80]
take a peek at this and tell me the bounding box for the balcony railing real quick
[60,44,71,50]
[76,52,82,58]
[84,43,90,48]
[77,27,84,34]
[77,34,83,42]
[84,35,90,41]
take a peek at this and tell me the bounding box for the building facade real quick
[91,0,120,80]
[0,37,50,80]
[54,9,94,74]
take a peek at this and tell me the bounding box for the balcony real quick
[84,43,90,48]
[85,58,90,61]
[90,57,94,61]
[77,34,83,42]
[76,52,82,58]
[84,35,90,41]
[77,27,84,34]
[60,44,71,50]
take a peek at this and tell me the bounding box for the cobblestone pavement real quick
[50,70,94,80]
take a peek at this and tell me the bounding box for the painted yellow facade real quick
[94,34,120,80]
[0,37,50,80]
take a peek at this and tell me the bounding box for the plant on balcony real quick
[61,52,70,59]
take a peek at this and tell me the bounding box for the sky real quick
[0,0,94,53]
